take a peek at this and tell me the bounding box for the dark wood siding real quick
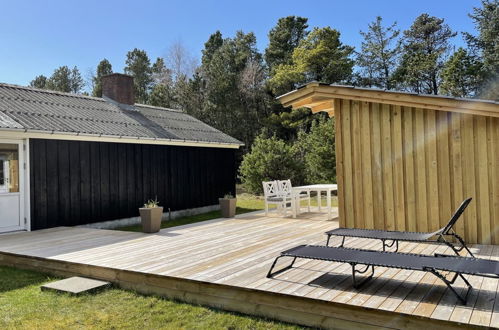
[29,139,236,230]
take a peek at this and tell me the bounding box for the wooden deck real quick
[0,209,498,329]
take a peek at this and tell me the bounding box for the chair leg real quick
[267,256,297,278]
[340,236,345,247]
[382,239,399,252]
[351,263,375,289]
[425,267,472,304]
[265,201,269,216]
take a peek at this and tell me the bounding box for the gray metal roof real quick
[0,83,242,146]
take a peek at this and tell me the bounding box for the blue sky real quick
[0,0,482,88]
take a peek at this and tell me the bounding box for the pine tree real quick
[45,66,72,93]
[269,27,354,95]
[395,14,456,94]
[357,16,401,89]
[149,83,174,108]
[92,59,113,97]
[29,75,47,89]
[124,48,152,104]
[464,0,499,100]
[265,16,309,75]
[196,31,268,149]
[440,48,481,97]
[69,66,84,94]
[201,31,223,67]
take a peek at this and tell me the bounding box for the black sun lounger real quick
[325,198,474,257]
[266,245,499,304]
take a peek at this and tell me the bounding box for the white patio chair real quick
[262,181,295,217]
[278,179,311,215]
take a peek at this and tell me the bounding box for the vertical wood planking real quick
[391,105,406,231]
[69,141,81,225]
[436,111,451,229]
[334,100,499,243]
[425,110,439,232]
[360,101,374,229]
[370,102,385,230]
[29,139,236,229]
[79,142,91,222]
[491,118,499,244]
[413,109,428,232]
[45,139,59,226]
[450,113,465,239]
[476,116,491,243]
[334,99,346,228]
[462,114,478,243]
[58,140,71,225]
[117,143,128,219]
[402,107,416,231]
[381,104,395,230]
[99,143,110,220]
[341,100,354,228]
[169,147,178,210]
[108,143,119,220]
[33,140,47,229]
[351,101,364,228]
[135,144,144,206]
[90,142,102,220]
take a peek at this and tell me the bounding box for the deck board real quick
[0,208,497,329]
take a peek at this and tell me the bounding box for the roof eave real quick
[277,83,499,118]
[0,127,242,149]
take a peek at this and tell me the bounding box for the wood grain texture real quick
[0,211,495,329]
[334,100,499,244]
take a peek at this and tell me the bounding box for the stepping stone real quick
[41,277,111,295]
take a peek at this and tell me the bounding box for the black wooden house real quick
[0,73,241,232]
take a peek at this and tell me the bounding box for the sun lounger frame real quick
[267,244,499,304]
[325,198,474,257]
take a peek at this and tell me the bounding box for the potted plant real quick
[219,193,236,218]
[139,198,163,233]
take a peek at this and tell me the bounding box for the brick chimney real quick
[101,73,135,105]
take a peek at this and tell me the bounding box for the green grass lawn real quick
[0,266,304,329]
[118,193,337,232]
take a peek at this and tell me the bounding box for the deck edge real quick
[0,251,487,330]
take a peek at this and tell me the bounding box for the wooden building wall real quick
[29,139,236,230]
[335,99,499,244]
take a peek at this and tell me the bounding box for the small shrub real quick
[294,116,336,184]
[239,134,304,194]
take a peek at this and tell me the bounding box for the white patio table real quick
[292,184,338,220]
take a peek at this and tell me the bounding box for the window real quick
[0,144,19,193]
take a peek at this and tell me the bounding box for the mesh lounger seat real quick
[325,198,474,257]
[266,244,499,304]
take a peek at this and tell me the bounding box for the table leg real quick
[327,189,331,220]
[317,190,321,212]
[292,196,297,218]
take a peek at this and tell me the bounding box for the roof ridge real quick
[134,103,184,113]
[0,82,107,102]
[0,83,193,112]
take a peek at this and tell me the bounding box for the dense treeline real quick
[29,1,499,193]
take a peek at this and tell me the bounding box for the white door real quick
[0,140,24,232]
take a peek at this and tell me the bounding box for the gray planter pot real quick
[139,207,164,233]
[219,198,236,218]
